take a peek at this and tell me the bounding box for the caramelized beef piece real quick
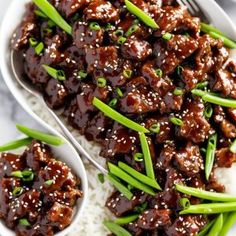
[177,98,211,143]
[21,140,52,171]
[0,153,25,178]
[121,38,152,61]
[47,202,73,230]
[137,209,171,230]
[227,108,236,123]
[44,78,68,109]
[84,0,119,22]
[16,224,53,236]
[59,0,89,17]
[125,221,143,236]
[106,191,147,217]
[216,147,236,168]
[174,142,204,177]
[73,21,104,49]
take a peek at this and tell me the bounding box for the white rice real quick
[22,91,113,235]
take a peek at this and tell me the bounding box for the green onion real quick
[162,32,172,40]
[230,139,236,153]
[127,184,134,191]
[139,133,155,180]
[197,219,216,236]
[124,0,159,29]
[11,171,23,178]
[116,88,123,98]
[176,184,236,202]
[180,202,236,215]
[34,9,47,18]
[200,22,224,36]
[176,66,184,75]
[125,24,139,37]
[149,123,160,133]
[123,69,133,78]
[107,173,133,200]
[200,147,206,155]
[196,81,208,89]
[16,124,65,146]
[97,77,107,88]
[22,170,34,182]
[219,212,236,236]
[105,23,113,31]
[118,36,127,44]
[205,134,217,180]
[133,152,144,162]
[89,22,101,31]
[170,117,183,126]
[109,98,118,108]
[92,97,149,133]
[35,42,44,55]
[12,187,23,196]
[208,214,223,236]
[179,198,190,209]
[43,28,53,34]
[33,0,72,35]
[57,70,66,81]
[98,173,105,184]
[44,179,54,186]
[78,70,88,79]
[155,68,163,77]
[47,20,56,28]
[204,104,213,119]
[0,137,32,152]
[104,221,132,236]
[19,218,31,226]
[118,161,161,190]
[209,31,236,49]
[42,65,66,81]
[114,29,124,37]
[108,162,156,196]
[114,214,139,225]
[29,37,38,47]
[192,89,236,108]
[173,88,183,96]
[134,202,148,213]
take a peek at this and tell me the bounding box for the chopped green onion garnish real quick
[35,42,44,55]
[89,22,101,31]
[98,173,105,184]
[198,219,216,236]
[149,123,160,133]
[34,9,47,18]
[97,77,107,88]
[123,69,133,79]
[33,0,72,35]
[230,139,236,153]
[155,68,163,77]
[19,218,31,226]
[0,137,32,152]
[125,0,158,29]
[47,20,56,28]
[114,29,124,37]
[139,133,155,180]
[117,36,127,44]
[208,214,223,236]
[116,88,123,98]
[43,28,53,34]
[162,32,172,40]
[12,187,23,196]
[134,152,143,162]
[107,173,133,200]
[16,124,65,146]
[57,70,66,81]
[22,170,34,182]
[108,162,156,196]
[179,198,190,209]
[205,133,217,180]
[92,97,149,133]
[173,88,183,96]
[42,65,66,81]
[192,89,236,108]
[209,31,236,49]
[176,66,184,75]
[104,221,132,236]
[114,214,139,225]
[176,184,236,202]
[196,81,208,89]
[170,117,183,126]
[200,22,224,36]
[180,202,236,215]
[204,104,213,119]
[134,202,148,213]
[109,98,118,108]
[118,162,161,190]
[29,37,38,47]
[11,171,23,178]
[219,212,236,236]
[78,70,88,79]
[125,24,139,37]
[105,23,113,31]
[44,179,54,186]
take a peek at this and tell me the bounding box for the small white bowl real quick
[0,134,88,236]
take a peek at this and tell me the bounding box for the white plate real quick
[0,0,236,235]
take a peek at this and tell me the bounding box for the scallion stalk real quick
[0,138,32,152]
[104,221,132,236]
[114,214,139,225]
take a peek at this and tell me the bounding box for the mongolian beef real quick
[0,137,83,236]
[10,0,236,235]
